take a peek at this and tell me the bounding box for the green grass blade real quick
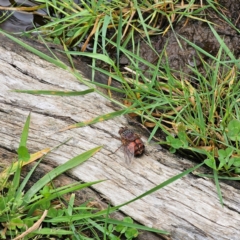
[23,146,102,203]
[90,80,125,93]
[116,162,204,209]
[17,113,31,161]
[27,181,104,214]
[208,23,240,68]
[67,194,75,216]
[103,218,169,235]
[213,169,223,206]
[16,161,41,198]
[65,51,115,66]
[178,34,222,64]
[198,174,240,180]
[194,93,205,134]
[116,10,123,68]
[103,205,111,240]
[87,218,113,239]
[33,228,73,235]
[102,14,111,55]
[206,1,240,34]
[134,0,151,46]
[67,194,81,240]
[8,162,21,202]
[0,30,68,70]
[19,113,31,147]
[13,89,94,96]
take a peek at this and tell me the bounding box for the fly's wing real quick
[123,144,135,165]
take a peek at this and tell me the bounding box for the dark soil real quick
[119,0,240,79]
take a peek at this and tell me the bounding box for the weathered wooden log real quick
[1,33,240,240]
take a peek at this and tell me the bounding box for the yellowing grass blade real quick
[0,148,50,180]
[19,113,31,147]
[59,109,127,131]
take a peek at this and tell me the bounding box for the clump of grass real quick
[17,0,215,50]
[0,113,103,239]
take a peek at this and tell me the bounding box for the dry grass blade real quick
[81,15,102,52]
[13,210,48,240]
[0,5,45,12]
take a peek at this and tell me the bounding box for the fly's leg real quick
[108,144,122,156]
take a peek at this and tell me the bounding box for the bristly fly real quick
[118,127,145,165]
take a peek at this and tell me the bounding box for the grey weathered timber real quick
[0,33,240,240]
